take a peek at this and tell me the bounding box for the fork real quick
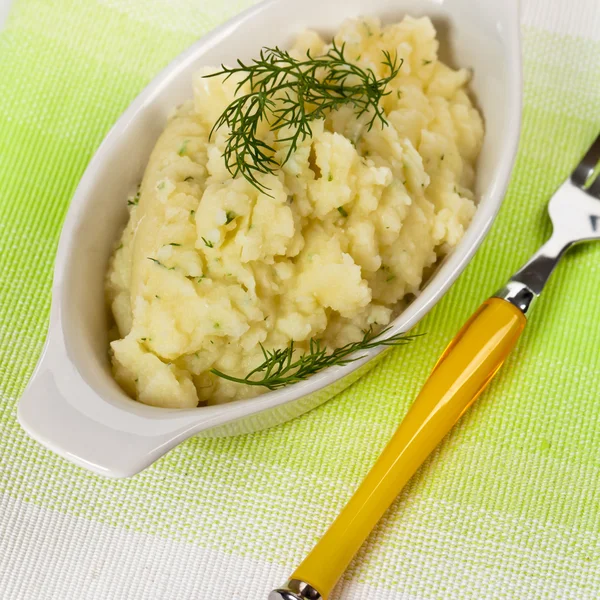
[270,133,600,600]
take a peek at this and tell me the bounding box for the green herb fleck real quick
[225,210,237,225]
[190,210,196,216]
[202,237,214,248]
[328,173,334,182]
[168,242,181,247]
[422,59,432,66]
[116,243,123,250]
[147,257,174,270]
[214,322,220,329]
[157,181,165,190]
[178,140,190,156]
[386,275,396,283]
[337,206,348,217]
[188,274,205,283]
[184,176,194,182]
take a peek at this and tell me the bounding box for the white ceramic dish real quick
[18,0,521,478]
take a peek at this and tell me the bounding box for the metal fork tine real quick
[571,133,600,187]
[585,171,600,200]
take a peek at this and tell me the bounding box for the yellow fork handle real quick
[290,297,526,599]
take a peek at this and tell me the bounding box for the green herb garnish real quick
[202,237,214,248]
[211,327,417,390]
[225,210,237,225]
[206,41,401,193]
[422,59,432,66]
[337,206,348,217]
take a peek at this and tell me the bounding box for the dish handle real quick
[17,342,204,478]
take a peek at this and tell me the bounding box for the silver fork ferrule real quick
[269,580,322,600]
[494,280,537,315]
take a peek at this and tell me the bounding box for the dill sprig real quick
[206,41,401,193]
[210,327,417,390]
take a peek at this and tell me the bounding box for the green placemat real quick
[0,1,599,598]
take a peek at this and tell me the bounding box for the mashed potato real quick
[106,16,483,407]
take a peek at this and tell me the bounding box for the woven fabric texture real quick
[0,0,599,598]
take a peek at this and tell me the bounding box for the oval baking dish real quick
[18,0,521,478]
